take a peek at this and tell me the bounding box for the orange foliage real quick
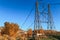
[27,29,32,37]
[2,22,19,36]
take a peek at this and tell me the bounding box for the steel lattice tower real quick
[34,0,55,31]
[34,0,41,30]
[47,4,54,30]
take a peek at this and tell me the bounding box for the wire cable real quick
[21,6,34,27]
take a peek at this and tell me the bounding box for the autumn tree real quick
[3,22,19,36]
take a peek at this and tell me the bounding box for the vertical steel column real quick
[48,4,54,30]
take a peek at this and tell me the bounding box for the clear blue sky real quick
[0,0,60,31]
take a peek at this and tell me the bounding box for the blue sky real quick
[0,0,60,31]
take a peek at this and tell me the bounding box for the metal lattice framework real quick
[34,0,55,30]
